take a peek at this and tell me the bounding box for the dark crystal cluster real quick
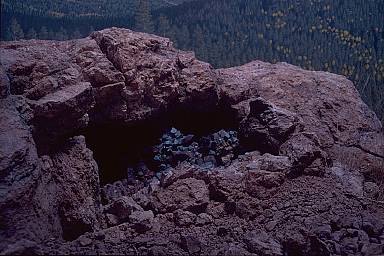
[126,127,240,184]
[153,127,239,171]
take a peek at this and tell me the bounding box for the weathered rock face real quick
[38,136,102,241]
[239,97,303,154]
[91,29,218,123]
[218,61,384,171]
[0,28,383,255]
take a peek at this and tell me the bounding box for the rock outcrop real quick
[218,61,384,173]
[1,28,383,255]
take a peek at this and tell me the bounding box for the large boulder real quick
[243,230,283,256]
[0,66,10,98]
[30,83,95,153]
[0,96,41,250]
[38,136,102,241]
[104,196,143,224]
[91,28,219,121]
[218,61,384,170]
[152,178,210,213]
[244,153,292,197]
[239,97,303,154]
[279,132,329,177]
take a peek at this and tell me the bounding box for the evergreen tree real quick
[55,27,68,41]
[48,30,56,40]
[88,26,95,36]
[61,27,69,40]
[5,28,13,41]
[193,25,206,58]
[167,25,179,47]
[157,15,170,37]
[177,25,190,48]
[26,28,37,39]
[72,29,82,39]
[134,0,154,33]
[39,26,49,39]
[9,18,24,40]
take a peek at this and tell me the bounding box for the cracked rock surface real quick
[1,28,383,255]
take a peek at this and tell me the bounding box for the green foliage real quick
[157,15,170,37]
[72,29,82,39]
[26,27,37,39]
[135,0,154,33]
[1,0,193,18]
[8,18,24,40]
[38,26,49,39]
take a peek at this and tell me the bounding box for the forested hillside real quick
[1,0,383,122]
[158,0,383,122]
[1,0,191,17]
[0,0,192,41]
